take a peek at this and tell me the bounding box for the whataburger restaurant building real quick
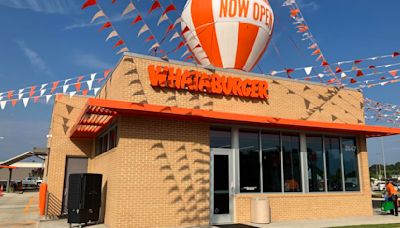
[43,53,400,227]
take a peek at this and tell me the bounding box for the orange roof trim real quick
[70,98,400,138]
[0,165,17,169]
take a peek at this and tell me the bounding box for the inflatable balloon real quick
[181,0,274,72]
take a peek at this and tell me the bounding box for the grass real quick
[332,224,400,228]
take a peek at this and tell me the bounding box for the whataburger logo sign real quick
[148,65,269,99]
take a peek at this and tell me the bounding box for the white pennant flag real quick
[22,98,29,108]
[93,88,100,96]
[18,93,24,100]
[19,88,25,94]
[116,47,129,55]
[0,96,3,101]
[157,14,169,26]
[173,18,182,27]
[304,67,312,76]
[0,101,6,110]
[40,89,47,96]
[169,32,180,42]
[87,80,94,91]
[63,84,69,93]
[90,73,97,81]
[40,83,48,90]
[318,74,324,78]
[69,91,77,98]
[149,42,160,52]
[45,95,52,103]
[181,50,190,58]
[106,30,118,41]
[282,0,295,6]
[121,2,135,16]
[91,10,105,23]
[341,72,347,79]
[137,24,149,37]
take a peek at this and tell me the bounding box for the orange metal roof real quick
[70,98,400,138]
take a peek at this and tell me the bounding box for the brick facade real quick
[44,53,372,228]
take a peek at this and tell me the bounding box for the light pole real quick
[381,137,387,180]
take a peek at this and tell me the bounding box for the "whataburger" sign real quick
[148,65,269,99]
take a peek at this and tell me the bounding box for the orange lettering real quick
[253,2,259,21]
[148,65,167,87]
[222,77,233,95]
[238,0,249,17]
[211,74,223,94]
[258,81,269,99]
[198,73,211,92]
[241,79,251,96]
[232,78,243,96]
[250,80,259,98]
[228,0,237,17]
[220,0,228,17]
[260,5,266,22]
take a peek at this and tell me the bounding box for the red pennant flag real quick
[51,81,59,93]
[148,0,161,14]
[11,99,18,107]
[181,26,190,36]
[81,0,96,9]
[297,24,309,33]
[354,60,362,64]
[82,90,89,96]
[290,9,300,17]
[112,0,117,4]
[311,49,321,56]
[29,86,36,97]
[175,41,184,51]
[7,91,13,99]
[393,52,400,58]
[304,77,311,81]
[165,24,174,34]
[113,39,124,49]
[104,69,111,78]
[184,55,193,61]
[75,82,81,92]
[77,76,84,82]
[34,96,40,103]
[389,70,398,77]
[356,70,364,77]
[368,65,376,69]
[327,78,336,84]
[99,22,112,32]
[380,77,386,80]
[163,4,177,15]
[321,61,329,66]
[308,43,318,49]
[97,78,104,83]
[350,78,357,84]
[335,67,342,73]
[145,35,155,42]
[131,15,143,25]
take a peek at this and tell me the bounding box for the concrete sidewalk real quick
[0,191,39,228]
[39,219,108,228]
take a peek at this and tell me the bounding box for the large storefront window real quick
[262,132,282,192]
[282,134,301,192]
[239,130,260,193]
[325,137,343,191]
[210,127,232,149]
[342,138,359,191]
[307,136,325,192]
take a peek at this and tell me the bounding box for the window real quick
[325,137,342,191]
[96,124,118,156]
[342,138,359,191]
[282,134,301,192]
[210,127,232,149]
[307,136,325,192]
[262,132,281,192]
[239,130,260,193]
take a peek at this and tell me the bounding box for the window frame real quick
[95,122,118,156]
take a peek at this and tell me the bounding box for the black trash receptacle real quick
[67,173,102,225]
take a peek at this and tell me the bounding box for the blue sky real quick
[0,0,398,165]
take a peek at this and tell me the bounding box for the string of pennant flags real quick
[365,98,400,126]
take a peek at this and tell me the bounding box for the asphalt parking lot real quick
[0,191,39,228]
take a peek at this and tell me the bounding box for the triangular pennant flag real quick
[18,93,24,100]
[104,69,111,78]
[157,14,169,26]
[173,18,182,27]
[19,88,25,94]
[149,42,160,52]
[51,81,59,93]
[113,39,124,49]
[341,72,347,79]
[308,43,318,49]
[131,15,143,25]
[91,73,97,81]
[93,88,100,96]
[0,101,6,110]
[82,0,96,9]
[121,2,135,16]
[116,47,129,55]
[163,4,177,15]
[304,67,312,75]
[145,35,155,42]
[40,89,46,96]
[64,78,71,85]
[169,32,180,42]
[356,70,364,77]
[137,24,149,37]
[40,83,48,90]
[69,91,77,98]
[350,78,357,84]
[106,30,118,41]
[7,91,14,99]
[181,49,190,58]
[11,99,18,107]
[311,49,321,56]
[22,98,29,108]
[393,52,400,58]
[165,24,174,34]
[0,96,3,101]
[82,90,89,96]
[34,96,40,103]
[389,70,398,77]
[46,95,52,103]
[63,84,69,93]
[75,82,81,92]
[148,0,161,14]
[354,60,362,64]
[91,10,105,23]
[99,22,112,32]
[29,86,36,97]
[335,67,342,73]
[290,9,300,17]
[87,80,94,91]
[184,55,193,61]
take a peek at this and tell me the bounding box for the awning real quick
[70,98,400,138]
[0,165,16,169]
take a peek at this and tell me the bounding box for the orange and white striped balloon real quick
[181,0,274,72]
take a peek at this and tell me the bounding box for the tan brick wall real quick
[46,54,372,227]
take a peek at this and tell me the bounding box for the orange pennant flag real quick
[75,82,81,92]
[11,99,18,107]
[34,96,40,103]
[389,70,398,77]
[311,49,321,56]
[82,90,89,96]
[104,69,111,78]
[7,91,13,99]
[290,9,300,17]
[51,81,59,93]
[29,86,36,97]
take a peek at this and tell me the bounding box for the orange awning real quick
[70,98,400,138]
[0,165,16,169]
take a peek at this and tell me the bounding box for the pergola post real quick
[7,168,12,193]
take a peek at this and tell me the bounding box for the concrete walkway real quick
[0,191,39,228]
[39,219,107,228]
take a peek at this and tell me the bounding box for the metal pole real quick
[7,168,12,193]
[381,138,387,180]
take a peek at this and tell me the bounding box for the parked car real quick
[22,177,42,188]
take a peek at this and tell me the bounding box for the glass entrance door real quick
[211,149,234,224]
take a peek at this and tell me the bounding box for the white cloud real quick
[72,52,113,70]
[297,0,320,11]
[0,0,79,14]
[17,41,53,76]
[64,14,135,31]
